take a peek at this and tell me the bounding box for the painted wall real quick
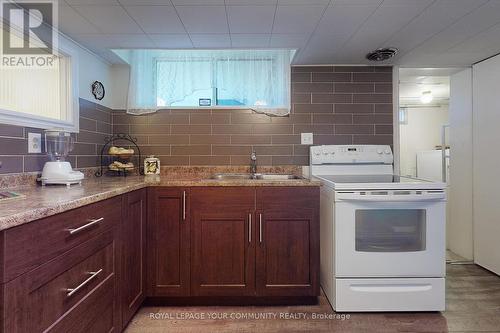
[448,69,473,260]
[399,106,449,177]
[473,55,500,274]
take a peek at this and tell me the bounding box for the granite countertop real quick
[0,175,321,232]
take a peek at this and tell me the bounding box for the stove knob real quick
[323,151,328,155]
[376,148,383,154]
[314,151,320,156]
[384,149,391,155]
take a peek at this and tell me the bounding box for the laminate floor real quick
[125,264,500,333]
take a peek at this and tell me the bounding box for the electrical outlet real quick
[301,133,313,145]
[28,132,42,154]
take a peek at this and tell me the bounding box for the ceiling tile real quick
[316,4,378,36]
[333,0,382,4]
[175,5,228,33]
[230,34,270,47]
[66,0,119,4]
[190,34,231,48]
[172,0,223,4]
[58,5,100,34]
[148,33,193,48]
[269,33,309,47]
[119,0,173,4]
[124,5,185,33]
[386,0,488,55]
[273,5,326,34]
[226,0,277,4]
[72,5,143,33]
[278,0,329,4]
[227,5,275,33]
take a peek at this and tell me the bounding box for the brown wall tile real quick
[0,156,23,174]
[0,66,394,173]
[0,124,23,138]
[312,72,352,82]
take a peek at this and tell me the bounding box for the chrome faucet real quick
[250,151,257,175]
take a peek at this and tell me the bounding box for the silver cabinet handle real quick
[259,213,263,243]
[68,217,104,235]
[66,268,103,297]
[248,213,252,243]
[182,191,186,221]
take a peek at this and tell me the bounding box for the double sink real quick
[210,173,303,181]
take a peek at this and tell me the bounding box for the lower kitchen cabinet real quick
[0,184,319,332]
[2,230,120,333]
[256,187,320,296]
[190,187,256,296]
[121,189,147,327]
[147,187,190,296]
[189,187,320,298]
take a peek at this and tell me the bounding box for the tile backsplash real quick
[0,99,112,174]
[0,65,394,174]
[112,65,393,166]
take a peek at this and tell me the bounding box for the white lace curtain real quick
[118,49,292,116]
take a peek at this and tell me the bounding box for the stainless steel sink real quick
[254,174,303,180]
[210,173,254,180]
[210,173,303,180]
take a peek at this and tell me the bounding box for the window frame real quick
[0,34,80,132]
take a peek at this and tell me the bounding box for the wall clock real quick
[91,81,105,100]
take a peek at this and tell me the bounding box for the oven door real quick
[334,190,446,278]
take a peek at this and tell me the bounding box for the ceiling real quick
[399,68,451,107]
[56,0,500,66]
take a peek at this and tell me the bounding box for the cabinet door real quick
[191,187,255,296]
[147,187,190,296]
[256,187,320,296]
[121,189,147,327]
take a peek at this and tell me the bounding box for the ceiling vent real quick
[366,47,399,62]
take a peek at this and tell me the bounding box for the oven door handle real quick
[336,192,445,202]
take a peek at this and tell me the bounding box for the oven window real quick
[355,210,426,252]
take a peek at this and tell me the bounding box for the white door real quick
[334,191,446,278]
[473,57,500,275]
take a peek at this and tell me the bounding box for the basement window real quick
[114,49,294,116]
[0,26,79,131]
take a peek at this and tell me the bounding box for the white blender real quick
[40,130,84,187]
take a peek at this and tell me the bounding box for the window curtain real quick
[118,49,292,116]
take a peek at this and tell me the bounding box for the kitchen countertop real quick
[0,175,320,232]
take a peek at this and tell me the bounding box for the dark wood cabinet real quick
[0,184,320,333]
[190,187,255,296]
[256,187,320,296]
[121,189,147,327]
[147,187,190,296]
[2,229,119,333]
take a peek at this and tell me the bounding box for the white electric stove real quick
[311,145,446,312]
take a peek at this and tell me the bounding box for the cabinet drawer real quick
[1,196,122,283]
[2,230,117,333]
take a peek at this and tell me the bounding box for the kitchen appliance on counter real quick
[311,145,446,312]
[40,130,84,187]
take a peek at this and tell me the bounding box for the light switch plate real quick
[301,133,313,145]
[28,132,42,154]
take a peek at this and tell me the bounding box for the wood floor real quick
[125,264,500,333]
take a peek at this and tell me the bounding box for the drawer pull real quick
[66,268,103,297]
[248,213,252,243]
[68,217,104,235]
[259,213,263,243]
[182,191,186,221]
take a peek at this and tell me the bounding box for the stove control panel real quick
[310,145,393,165]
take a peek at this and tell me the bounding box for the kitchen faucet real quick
[250,151,257,175]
